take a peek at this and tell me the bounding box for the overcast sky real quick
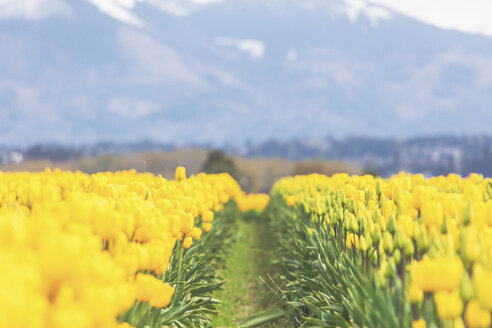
[366,0,492,36]
[1,0,492,37]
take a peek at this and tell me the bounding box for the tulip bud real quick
[175,166,187,181]
[380,248,387,263]
[344,212,351,231]
[393,187,401,204]
[364,231,372,248]
[416,225,429,253]
[393,249,401,263]
[461,226,480,263]
[429,230,441,254]
[372,224,382,245]
[409,282,423,304]
[324,214,331,225]
[378,239,385,256]
[360,215,367,234]
[440,216,448,234]
[350,215,359,234]
[394,227,406,250]
[387,213,397,234]
[330,227,335,238]
[348,198,355,213]
[460,272,475,302]
[443,234,455,257]
[376,180,382,197]
[377,213,386,232]
[367,217,375,235]
[404,238,415,257]
[328,207,334,219]
[462,203,472,226]
[380,260,389,278]
[383,232,394,254]
[360,235,369,252]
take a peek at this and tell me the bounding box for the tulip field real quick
[0,167,268,328]
[1,168,492,327]
[270,173,492,328]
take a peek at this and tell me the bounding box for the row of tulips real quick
[0,167,269,328]
[269,172,492,328]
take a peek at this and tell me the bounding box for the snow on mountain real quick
[84,0,145,27]
[215,37,265,59]
[0,0,72,20]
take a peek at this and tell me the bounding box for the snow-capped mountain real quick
[1,0,492,145]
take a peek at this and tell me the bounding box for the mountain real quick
[1,0,492,145]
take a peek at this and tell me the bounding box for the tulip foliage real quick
[0,167,269,328]
[270,172,492,328]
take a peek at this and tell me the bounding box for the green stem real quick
[177,244,184,283]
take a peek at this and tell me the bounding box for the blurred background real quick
[1,0,492,191]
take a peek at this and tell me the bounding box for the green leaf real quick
[239,309,287,328]
[189,281,225,297]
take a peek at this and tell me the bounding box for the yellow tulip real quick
[175,166,187,181]
[412,319,426,328]
[409,282,423,304]
[434,290,463,320]
[346,233,359,250]
[286,195,296,207]
[183,236,193,249]
[191,227,202,240]
[473,265,492,310]
[203,222,212,232]
[465,300,491,328]
[461,225,480,263]
[421,202,443,229]
[397,214,414,238]
[412,258,463,292]
[202,210,214,223]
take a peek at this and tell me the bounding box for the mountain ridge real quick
[1,0,492,144]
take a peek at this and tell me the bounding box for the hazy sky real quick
[1,0,492,36]
[366,0,492,36]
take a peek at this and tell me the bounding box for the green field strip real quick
[213,215,289,328]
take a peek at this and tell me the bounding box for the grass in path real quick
[213,217,290,327]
